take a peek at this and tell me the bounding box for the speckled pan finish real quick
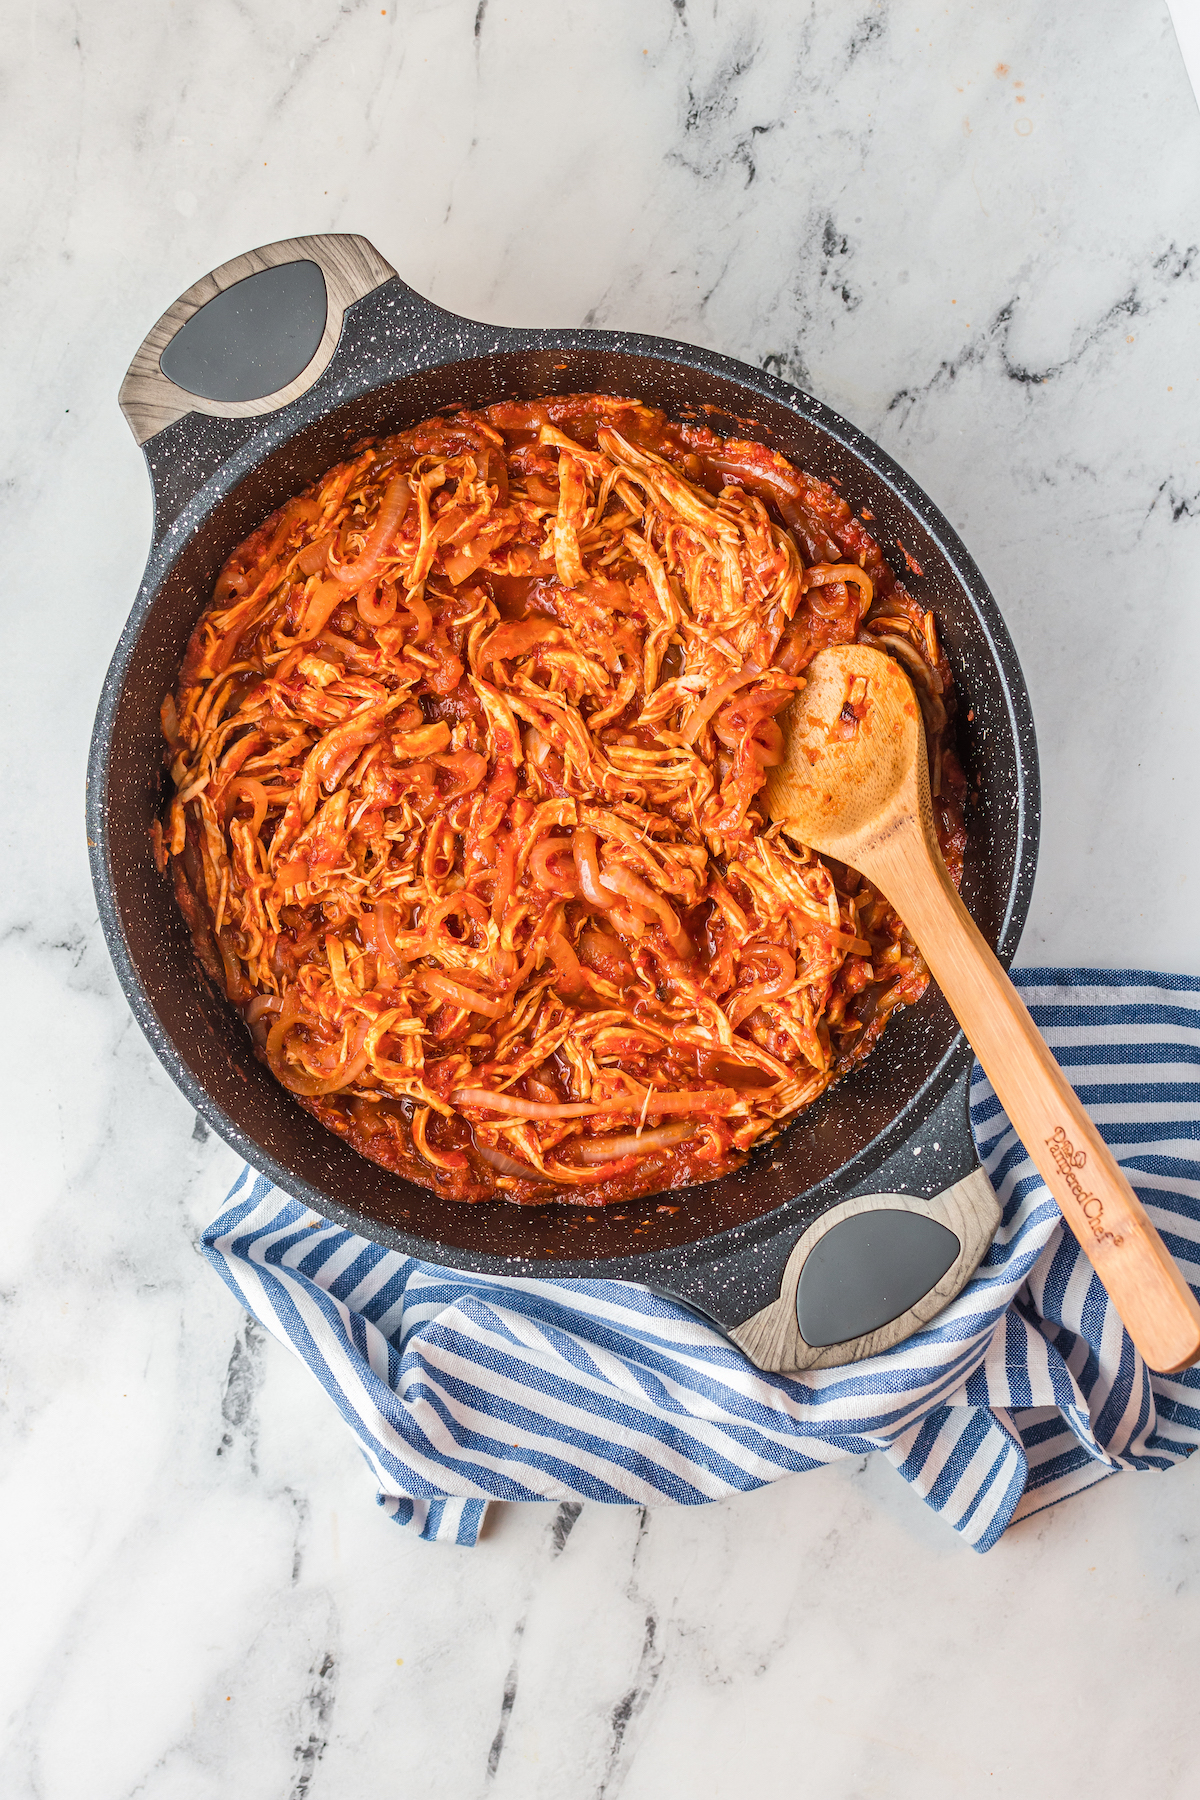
[87,267,1040,1332]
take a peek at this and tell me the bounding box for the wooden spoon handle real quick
[867,827,1200,1373]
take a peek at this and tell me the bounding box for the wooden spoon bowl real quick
[766,643,1200,1374]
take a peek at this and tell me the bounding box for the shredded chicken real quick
[161,395,966,1205]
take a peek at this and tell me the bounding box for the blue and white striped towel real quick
[201,971,1200,1551]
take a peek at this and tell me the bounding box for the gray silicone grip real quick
[118,233,397,446]
[729,1168,1000,1372]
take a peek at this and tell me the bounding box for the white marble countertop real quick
[5,2,1200,1794]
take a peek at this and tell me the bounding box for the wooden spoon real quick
[764,643,1200,1373]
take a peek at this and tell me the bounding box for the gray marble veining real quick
[3,2,1200,1796]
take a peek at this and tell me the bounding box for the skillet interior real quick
[94,319,1037,1284]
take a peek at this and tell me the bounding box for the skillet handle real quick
[726,1168,1000,1372]
[118,232,398,446]
[646,1057,996,1371]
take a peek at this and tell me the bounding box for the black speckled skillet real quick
[87,234,1039,1372]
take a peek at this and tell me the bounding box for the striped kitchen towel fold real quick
[200,970,1200,1551]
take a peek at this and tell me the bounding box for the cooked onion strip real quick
[452,1087,736,1119]
[417,968,510,1019]
[543,932,585,995]
[804,562,874,606]
[599,863,690,958]
[475,1142,553,1180]
[331,472,413,588]
[357,581,400,628]
[245,993,284,1026]
[222,777,268,837]
[529,836,579,897]
[573,828,615,910]
[265,1013,371,1096]
[575,1122,696,1162]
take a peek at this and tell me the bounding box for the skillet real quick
[87,233,1039,1372]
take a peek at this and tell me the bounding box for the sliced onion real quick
[599,863,690,958]
[214,557,253,600]
[216,931,251,1004]
[748,717,784,765]
[574,1122,696,1163]
[806,580,851,621]
[357,580,399,628]
[573,828,615,910]
[710,452,803,504]
[265,1012,371,1096]
[245,993,284,1025]
[412,1105,469,1172]
[297,531,335,577]
[280,1045,372,1097]
[523,725,553,768]
[805,562,874,608]
[417,968,510,1019]
[483,838,511,926]
[160,692,179,747]
[475,1142,553,1182]
[867,630,940,688]
[728,943,796,1028]
[403,592,433,644]
[222,776,269,837]
[739,942,795,997]
[728,984,778,1029]
[543,931,584,994]
[423,891,490,947]
[373,898,407,975]
[609,902,648,940]
[360,907,399,991]
[298,577,347,643]
[331,472,413,589]
[578,927,636,985]
[712,684,793,751]
[680,666,763,745]
[491,946,518,985]
[434,747,487,798]
[794,919,873,956]
[529,836,579,897]
[452,1087,736,1119]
